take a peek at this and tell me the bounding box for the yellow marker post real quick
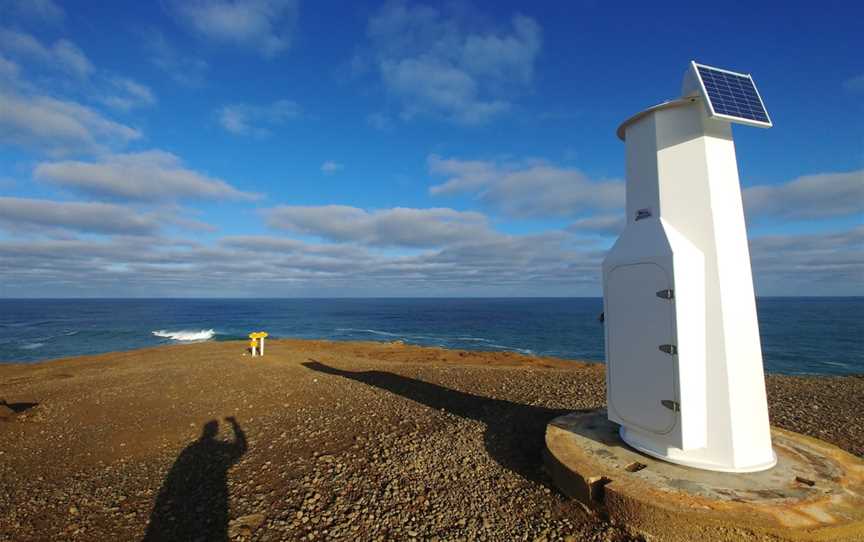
[249,331,268,356]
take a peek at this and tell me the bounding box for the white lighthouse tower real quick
[602,61,776,472]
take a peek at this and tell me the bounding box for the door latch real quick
[661,400,680,412]
[659,344,677,355]
[656,289,674,300]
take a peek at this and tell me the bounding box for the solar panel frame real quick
[691,61,772,128]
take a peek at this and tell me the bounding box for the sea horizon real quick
[2,297,861,377]
[2,296,861,299]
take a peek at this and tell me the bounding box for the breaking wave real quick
[485,343,534,355]
[336,328,533,355]
[152,329,216,341]
[337,328,401,337]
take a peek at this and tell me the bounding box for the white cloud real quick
[0,31,157,156]
[264,205,496,248]
[844,74,864,93]
[52,40,93,79]
[459,14,542,85]
[0,222,606,297]
[0,53,19,80]
[100,77,157,111]
[0,0,65,24]
[363,2,541,124]
[750,226,864,295]
[169,0,299,57]
[34,151,259,202]
[744,170,864,220]
[218,99,301,136]
[428,155,624,218]
[0,197,158,235]
[0,28,93,78]
[221,235,372,260]
[0,91,141,155]
[0,218,859,296]
[568,214,626,236]
[143,30,209,87]
[379,57,510,124]
[428,155,499,195]
[320,161,343,175]
[366,112,393,131]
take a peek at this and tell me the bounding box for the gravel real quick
[0,340,860,541]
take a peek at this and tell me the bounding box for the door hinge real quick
[659,344,677,355]
[661,400,680,412]
[656,288,674,300]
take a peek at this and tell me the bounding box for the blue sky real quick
[0,0,861,297]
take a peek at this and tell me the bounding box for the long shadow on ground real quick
[0,400,38,420]
[143,417,246,542]
[303,360,577,485]
[1,401,38,413]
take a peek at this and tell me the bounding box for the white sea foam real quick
[338,328,465,342]
[487,343,534,355]
[336,327,533,354]
[20,342,44,350]
[152,329,216,341]
[337,328,401,337]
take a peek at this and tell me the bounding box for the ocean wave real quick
[19,342,45,350]
[338,328,491,343]
[335,328,532,355]
[152,329,216,341]
[486,343,534,355]
[337,328,402,338]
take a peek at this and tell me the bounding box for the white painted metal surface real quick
[607,263,676,434]
[602,62,776,472]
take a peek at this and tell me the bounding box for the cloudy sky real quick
[0,0,861,297]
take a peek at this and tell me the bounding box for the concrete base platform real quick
[545,409,864,542]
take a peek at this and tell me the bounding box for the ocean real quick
[0,298,861,376]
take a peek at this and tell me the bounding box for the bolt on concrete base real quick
[545,409,864,542]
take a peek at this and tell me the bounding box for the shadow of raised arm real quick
[226,416,247,460]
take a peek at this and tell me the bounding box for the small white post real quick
[259,336,265,356]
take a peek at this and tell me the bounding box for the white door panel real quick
[607,263,677,434]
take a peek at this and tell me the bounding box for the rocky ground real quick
[0,340,861,542]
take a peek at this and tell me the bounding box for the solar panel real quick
[692,62,771,128]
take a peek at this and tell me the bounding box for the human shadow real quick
[303,361,578,485]
[0,400,38,420]
[1,401,38,413]
[143,417,247,542]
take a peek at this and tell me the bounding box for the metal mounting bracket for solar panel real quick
[682,61,773,129]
